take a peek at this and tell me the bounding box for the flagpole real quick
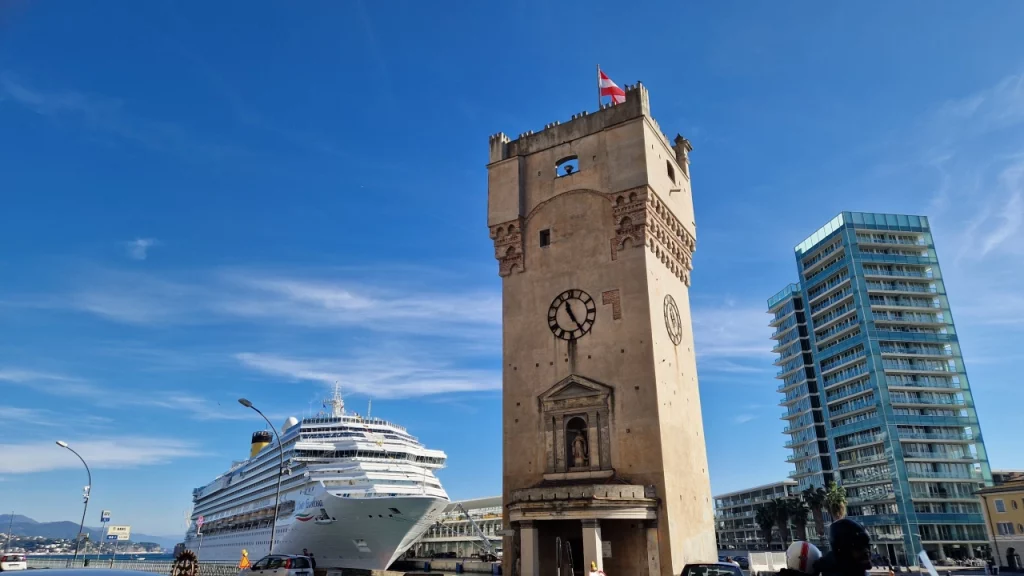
[596,64,602,109]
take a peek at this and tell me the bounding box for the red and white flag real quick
[598,69,626,104]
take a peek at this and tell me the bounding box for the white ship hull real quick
[186,486,448,570]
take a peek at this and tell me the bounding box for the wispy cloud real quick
[235,351,500,399]
[0,406,59,427]
[934,73,1024,138]
[126,238,159,261]
[0,368,78,383]
[0,365,258,422]
[0,72,243,160]
[732,414,757,424]
[0,367,101,396]
[693,302,775,376]
[29,267,501,340]
[916,73,1024,332]
[0,437,203,474]
[116,392,283,422]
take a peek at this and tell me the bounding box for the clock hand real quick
[564,301,581,328]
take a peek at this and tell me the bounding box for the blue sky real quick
[2,1,1023,537]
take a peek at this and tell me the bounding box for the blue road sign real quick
[106,535,118,540]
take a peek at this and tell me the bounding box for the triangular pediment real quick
[540,373,614,402]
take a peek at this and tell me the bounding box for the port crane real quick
[454,503,498,558]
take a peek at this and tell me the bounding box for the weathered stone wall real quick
[489,83,715,576]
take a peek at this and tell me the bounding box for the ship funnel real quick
[250,430,272,458]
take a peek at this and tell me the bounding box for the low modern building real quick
[410,496,502,559]
[978,481,1024,570]
[993,471,1024,486]
[714,480,800,551]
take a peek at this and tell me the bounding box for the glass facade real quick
[768,212,993,564]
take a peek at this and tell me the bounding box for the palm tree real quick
[824,481,847,520]
[772,497,792,548]
[788,497,811,542]
[755,504,776,550]
[802,486,827,543]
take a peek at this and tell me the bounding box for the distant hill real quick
[0,514,179,549]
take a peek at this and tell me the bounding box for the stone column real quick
[520,521,540,576]
[587,411,600,469]
[936,545,947,561]
[582,519,603,572]
[646,520,662,576]
[967,545,976,559]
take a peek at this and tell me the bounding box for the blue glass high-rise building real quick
[768,212,992,564]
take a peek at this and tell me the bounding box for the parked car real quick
[0,555,27,571]
[681,562,744,576]
[241,555,314,576]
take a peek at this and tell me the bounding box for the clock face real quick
[548,289,597,341]
[664,294,683,346]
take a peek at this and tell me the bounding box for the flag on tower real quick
[598,68,626,105]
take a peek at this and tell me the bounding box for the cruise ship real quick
[182,386,450,570]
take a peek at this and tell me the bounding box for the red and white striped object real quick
[598,70,626,104]
[785,540,822,574]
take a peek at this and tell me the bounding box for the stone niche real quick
[539,374,613,477]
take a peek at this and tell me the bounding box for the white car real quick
[0,554,27,571]
[242,555,314,576]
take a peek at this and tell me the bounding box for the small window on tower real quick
[666,160,676,182]
[555,156,579,177]
[539,229,551,247]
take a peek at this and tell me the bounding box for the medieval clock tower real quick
[487,83,716,576]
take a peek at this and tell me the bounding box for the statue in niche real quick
[571,431,589,467]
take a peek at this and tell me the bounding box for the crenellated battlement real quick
[488,82,667,164]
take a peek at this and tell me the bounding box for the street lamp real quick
[56,441,91,568]
[238,398,285,554]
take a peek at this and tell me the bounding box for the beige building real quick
[978,481,1024,569]
[487,83,716,576]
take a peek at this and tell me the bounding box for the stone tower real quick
[487,83,716,576]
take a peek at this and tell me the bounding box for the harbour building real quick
[411,496,503,559]
[714,480,799,551]
[768,212,992,564]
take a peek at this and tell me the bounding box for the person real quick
[588,560,606,576]
[309,552,316,570]
[815,518,873,576]
[238,549,251,570]
[780,541,823,576]
[726,557,741,568]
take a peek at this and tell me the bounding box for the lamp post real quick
[238,398,285,554]
[56,441,91,568]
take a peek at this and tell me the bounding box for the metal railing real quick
[28,558,239,576]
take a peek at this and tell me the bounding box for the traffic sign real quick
[106,525,132,541]
[100,510,111,523]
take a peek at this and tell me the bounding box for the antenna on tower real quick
[323,381,345,417]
